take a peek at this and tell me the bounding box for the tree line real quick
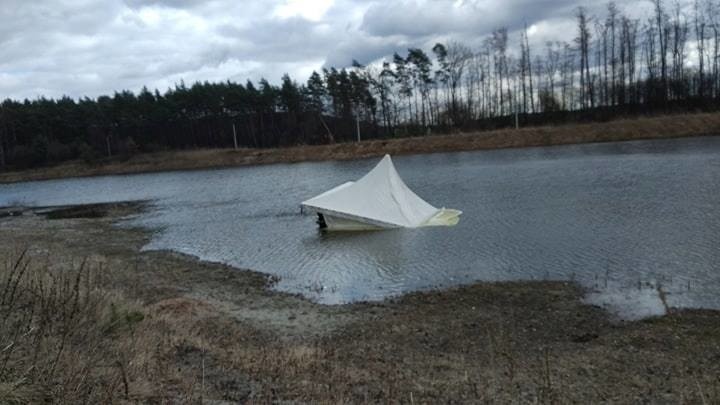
[2,0,720,170]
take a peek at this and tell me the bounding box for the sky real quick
[0,0,656,101]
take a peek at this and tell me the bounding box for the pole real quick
[232,122,238,150]
[356,112,361,142]
[0,106,4,168]
[0,136,5,168]
[515,110,519,129]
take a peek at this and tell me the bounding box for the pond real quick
[2,136,719,319]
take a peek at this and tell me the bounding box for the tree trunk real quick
[0,135,5,168]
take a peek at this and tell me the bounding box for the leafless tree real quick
[575,7,592,109]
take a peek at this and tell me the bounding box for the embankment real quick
[1,111,719,183]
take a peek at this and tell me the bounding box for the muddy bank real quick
[1,202,719,402]
[2,111,720,184]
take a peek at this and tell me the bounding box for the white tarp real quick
[301,154,461,229]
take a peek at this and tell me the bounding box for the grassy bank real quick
[2,111,720,184]
[1,203,719,402]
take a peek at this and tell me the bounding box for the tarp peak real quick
[301,155,461,230]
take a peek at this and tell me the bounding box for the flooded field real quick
[2,137,719,319]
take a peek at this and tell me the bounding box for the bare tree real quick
[607,2,620,105]
[654,0,669,101]
[575,7,592,109]
[670,1,689,100]
[491,28,509,115]
[440,42,472,124]
[544,42,562,104]
[520,23,536,113]
[706,0,720,98]
[596,18,609,106]
[432,43,450,125]
[695,0,707,97]
[621,16,639,104]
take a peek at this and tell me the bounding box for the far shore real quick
[1,111,719,184]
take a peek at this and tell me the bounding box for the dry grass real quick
[144,271,717,403]
[169,285,720,403]
[1,111,719,184]
[0,250,210,403]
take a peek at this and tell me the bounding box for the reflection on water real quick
[2,136,720,319]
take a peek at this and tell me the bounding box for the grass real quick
[1,111,719,184]
[0,250,199,403]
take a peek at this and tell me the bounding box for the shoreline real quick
[1,111,719,184]
[2,202,695,319]
[2,201,719,402]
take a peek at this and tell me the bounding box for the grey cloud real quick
[361,0,584,39]
[0,0,664,101]
[217,17,336,63]
[122,0,208,9]
[324,35,415,68]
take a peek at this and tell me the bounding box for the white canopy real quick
[301,155,461,229]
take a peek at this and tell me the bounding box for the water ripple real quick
[2,137,720,318]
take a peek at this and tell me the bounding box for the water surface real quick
[2,137,719,319]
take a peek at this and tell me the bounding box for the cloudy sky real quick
[0,0,655,100]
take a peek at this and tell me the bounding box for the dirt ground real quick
[2,111,720,184]
[1,203,719,403]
